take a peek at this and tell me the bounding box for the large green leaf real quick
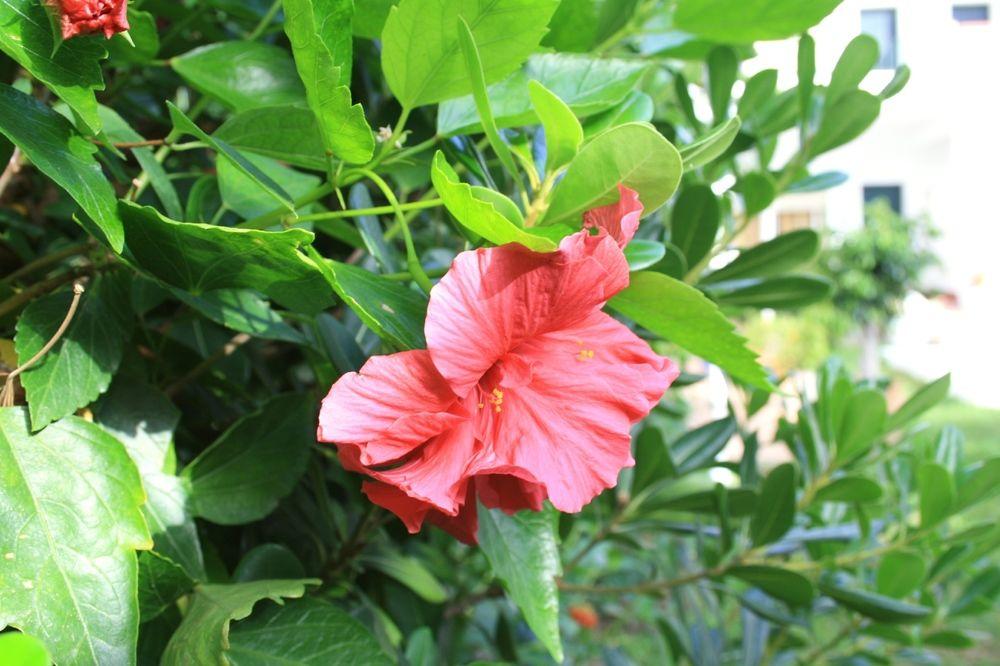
[381,0,559,107]
[707,46,738,123]
[708,276,833,310]
[183,394,315,525]
[228,597,393,665]
[161,579,318,666]
[138,552,196,623]
[95,377,205,579]
[674,0,843,43]
[670,184,719,269]
[437,54,648,136]
[118,202,332,314]
[918,462,955,529]
[282,0,374,163]
[0,409,152,665]
[812,476,883,504]
[819,581,932,623]
[215,106,327,172]
[15,273,131,431]
[0,84,123,251]
[835,389,887,462]
[0,0,107,132]
[701,229,819,284]
[809,90,881,157]
[886,373,950,431]
[827,35,880,105]
[172,42,305,112]
[876,551,926,599]
[750,463,796,546]
[312,259,428,350]
[359,549,448,603]
[544,123,682,225]
[609,271,772,390]
[431,152,556,251]
[542,0,641,52]
[173,288,305,344]
[727,565,814,607]
[479,506,562,662]
[217,152,320,220]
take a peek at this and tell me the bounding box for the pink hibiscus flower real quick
[50,0,129,40]
[318,185,679,543]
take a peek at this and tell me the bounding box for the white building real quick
[750,0,1000,407]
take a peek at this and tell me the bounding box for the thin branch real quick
[0,269,90,319]
[1,241,92,287]
[90,138,167,149]
[165,333,252,397]
[0,147,23,200]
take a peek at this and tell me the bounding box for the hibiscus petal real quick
[426,233,629,396]
[480,311,679,513]
[317,350,464,466]
[475,471,546,514]
[363,481,479,545]
[583,185,643,248]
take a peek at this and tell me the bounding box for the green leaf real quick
[358,550,448,603]
[167,103,295,213]
[0,409,152,665]
[702,229,820,284]
[438,54,648,136]
[138,552,196,623]
[827,35,879,105]
[183,394,315,525]
[785,171,848,193]
[679,117,741,171]
[312,259,428,350]
[809,89,881,157]
[918,462,955,529]
[886,373,950,431]
[707,46,738,123]
[835,389,887,462]
[215,105,328,172]
[812,476,883,504]
[673,415,737,474]
[670,184,719,269]
[0,0,107,132]
[173,288,305,344]
[880,65,911,100]
[727,565,815,607]
[957,457,1000,510]
[542,0,641,52]
[282,0,374,163]
[609,271,773,390]
[15,274,131,430]
[924,630,975,649]
[738,70,777,118]
[228,597,393,665]
[107,9,160,64]
[218,152,320,220]
[583,90,654,138]
[233,544,306,583]
[819,581,932,623]
[161,579,318,666]
[738,171,776,217]
[478,506,562,662]
[876,551,926,599]
[119,201,331,314]
[624,240,666,271]
[632,427,675,494]
[431,152,556,252]
[797,34,815,124]
[544,123,682,225]
[0,632,50,665]
[0,84,123,250]
[529,81,583,173]
[172,42,305,112]
[750,463,796,546]
[674,0,843,43]
[708,276,833,310]
[642,486,757,517]
[381,0,559,107]
[404,627,438,666]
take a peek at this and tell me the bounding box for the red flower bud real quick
[50,0,129,40]
[568,604,600,630]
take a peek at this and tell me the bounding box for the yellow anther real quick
[494,405,502,413]
[478,402,485,409]
[576,349,595,361]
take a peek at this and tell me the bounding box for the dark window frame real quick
[863,185,903,215]
[953,4,990,23]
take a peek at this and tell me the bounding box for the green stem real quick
[369,106,412,169]
[238,183,335,229]
[382,266,448,281]
[292,199,443,223]
[246,0,283,41]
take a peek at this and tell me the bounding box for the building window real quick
[863,185,902,215]
[953,4,990,23]
[861,9,898,69]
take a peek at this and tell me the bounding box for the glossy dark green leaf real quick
[0,409,152,665]
[358,550,448,603]
[750,463,796,546]
[707,46,738,123]
[918,462,955,529]
[174,288,304,344]
[670,184,719,269]
[819,581,932,623]
[738,172,776,217]
[233,544,306,583]
[0,84,123,250]
[479,506,562,662]
[172,42,305,111]
[138,552,195,623]
[701,229,819,284]
[119,202,331,314]
[727,565,815,607]
[545,123,682,225]
[217,153,320,220]
[876,551,926,599]
[673,416,737,474]
[809,90,881,157]
[827,35,879,105]
[679,117,741,172]
[0,0,107,132]
[924,630,975,649]
[184,394,315,525]
[381,0,559,107]
[709,276,833,310]
[107,9,159,63]
[161,579,318,665]
[674,0,842,43]
[438,54,648,136]
[812,476,883,504]
[835,389,887,462]
[215,106,328,171]
[15,273,131,430]
[886,373,950,431]
[632,427,675,494]
[228,597,393,665]
[610,271,773,390]
[643,487,757,517]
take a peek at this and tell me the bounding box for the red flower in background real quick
[318,185,679,543]
[51,0,129,39]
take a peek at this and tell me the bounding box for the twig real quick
[1,241,92,288]
[0,147,23,200]
[165,333,252,397]
[0,269,90,319]
[1,282,85,407]
[90,139,167,149]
